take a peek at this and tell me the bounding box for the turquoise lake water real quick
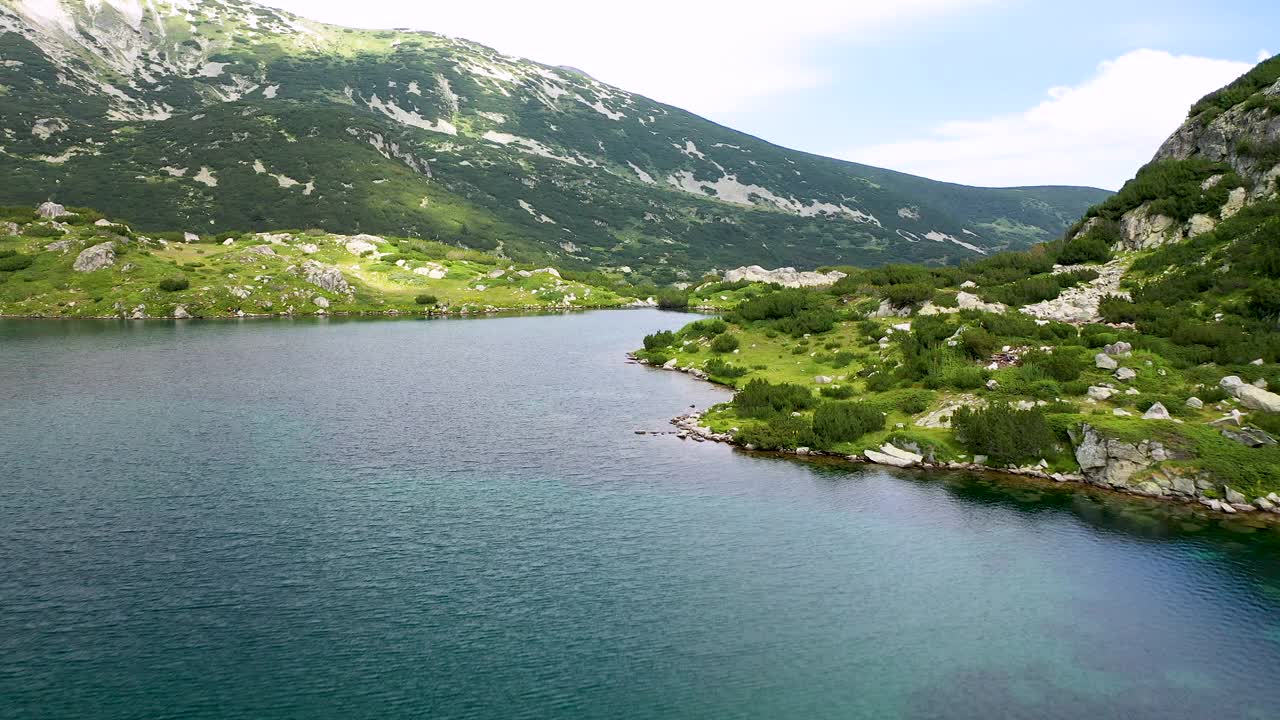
[1,310,1277,719]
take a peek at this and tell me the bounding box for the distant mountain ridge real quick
[0,0,1109,281]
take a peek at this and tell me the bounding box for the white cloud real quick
[1259,49,1274,63]
[845,49,1253,190]
[262,0,991,113]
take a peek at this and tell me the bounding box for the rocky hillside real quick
[627,56,1280,517]
[0,201,641,318]
[0,0,1107,284]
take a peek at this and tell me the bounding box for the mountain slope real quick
[0,0,1109,282]
[620,55,1280,513]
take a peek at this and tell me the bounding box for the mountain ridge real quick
[0,0,1108,282]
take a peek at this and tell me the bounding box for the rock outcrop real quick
[1221,376,1280,413]
[297,260,351,294]
[72,242,116,272]
[1071,424,1191,497]
[723,265,847,288]
[37,201,69,219]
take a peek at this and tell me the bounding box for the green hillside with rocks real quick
[0,0,1107,284]
[632,55,1280,517]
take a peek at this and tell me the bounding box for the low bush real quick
[733,379,817,418]
[415,294,438,305]
[710,333,740,353]
[894,389,936,415]
[737,415,816,451]
[820,385,857,399]
[683,318,728,337]
[157,277,189,292]
[812,401,885,445]
[0,254,34,272]
[952,403,1058,464]
[643,330,676,351]
[1021,348,1087,382]
[1056,230,1114,265]
[656,288,689,310]
[705,358,749,379]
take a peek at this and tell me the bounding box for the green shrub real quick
[157,277,189,292]
[931,291,959,308]
[710,334,740,353]
[22,225,64,238]
[1021,348,1087,382]
[865,373,895,392]
[737,415,816,451]
[656,288,689,310]
[894,390,935,414]
[883,283,935,307]
[415,294,438,305]
[952,404,1057,464]
[960,328,998,360]
[733,379,817,418]
[683,318,728,337]
[820,385,856,399]
[705,358,749,379]
[738,288,824,321]
[812,401,885,445]
[0,254,34,272]
[643,330,676,351]
[1057,230,1114,265]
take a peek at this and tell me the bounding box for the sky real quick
[262,0,1277,191]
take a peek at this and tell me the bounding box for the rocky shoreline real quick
[0,301,653,321]
[634,354,1280,521]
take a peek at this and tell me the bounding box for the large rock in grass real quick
[73,242,116,272]
[37,201,69,218]
[1095,353,1118,370]
[1221,376,1280,413]
[344,234,382,257]
[1141,402,1172,420]
[722,265,846,288]
[298,260,351,294]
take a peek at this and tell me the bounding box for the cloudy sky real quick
[262,0,1276,190]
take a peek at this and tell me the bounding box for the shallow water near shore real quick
[1,310,1278,720]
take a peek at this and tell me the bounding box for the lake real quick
[1,310,1277,720]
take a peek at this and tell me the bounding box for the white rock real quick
[1087,386,1115,401]
[864,449,915,468]
[183,232,199,243]
[1095,353,1118,370]
[1185,397,1203,409]
[1221,376,1280,412]
[878,444,924,464]
[37,201,68,218]
[722,265,846,288]
[73,242,116,272]
[1113,408,1132,416]
[313,297,330,308]
[1142,402,1172,421]
[345,234,382,257]
[1115,368,1137,382]
[814,376,834,384]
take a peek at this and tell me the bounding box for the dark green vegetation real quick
[0,2,1107,283]
[1189,53,1280,122]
